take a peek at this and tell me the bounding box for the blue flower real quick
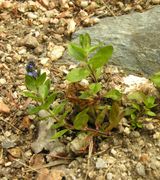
[26,61,37,78]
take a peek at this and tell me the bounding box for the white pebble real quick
[96,158,107,169]
[123,127,131,135]
[0,78,6,84]
[145,123,154,130]
[153,132,160,139]
[107,172,113,180]
[81,1,89,8]
[5,162,12,167]
[40,58,49,65]
[27,12,38,19]
[110,148,117,156]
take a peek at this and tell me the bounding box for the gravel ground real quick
[0,0,160,179]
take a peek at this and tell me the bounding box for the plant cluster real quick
[23,33,160,141]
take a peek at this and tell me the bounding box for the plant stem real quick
[87,64,97,83]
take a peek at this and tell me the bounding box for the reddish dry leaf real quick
[37,168,64,180]
[20,116,32,129]
[7,147,22,158]
[29,154,45,169]
[0,100,10,113]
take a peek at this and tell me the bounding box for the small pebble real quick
[81,1,89,8]
[40,58,49,65]
[145,123,154,130]
[27,12,38,19]
[106,172,113,180]
[110,148,117,156]
[152,0,160,4]
[153,132,160,139]
[131,131,140,138]
[123,127,131,135]
[5,162,12,167]
[136,162,146,176]
[0,78,6,84]
[4,131,11,137]
[96,158,107,169]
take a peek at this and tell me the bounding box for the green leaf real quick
[150,72,160,87]
[28,105,43,115]
[88,45,100,53]
[131,113,136,120]
[51,101,66,116]
[127,91,145,103]
[25,75,37,92]
[74,108,89,130]
[89,83,102,94]
[131,120,142,129]
[95,67,102,79]
[36,72,46,86]
[124,107,136,116]
[95,107,107,129]
[79,83,101,99]
[144,96,156,109]
[66,67,90,82]
[79,33,91,49]
[52,121,65,129]
[38,84,48,100]
[145,110,156,117]
[132,103,140,111]
[105,102,123,131]
[88,45,113,69]
[52,129,69,139]
[23,91,42,102]
[79,91,91,99]
[104,89,122,101]
[42,92,57,110]
[68,43,87,61]
[44,79,51,90]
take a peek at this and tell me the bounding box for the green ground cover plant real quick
[23,33,123,140]
[23,33,159,144]
[125,91,157,128]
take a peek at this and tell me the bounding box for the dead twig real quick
[85,137,94,180]
[0,118,21,133]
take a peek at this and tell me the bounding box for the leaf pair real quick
[67,33,113,83]
[79,83,102,99]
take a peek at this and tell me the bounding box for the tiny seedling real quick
[125,91,157,129]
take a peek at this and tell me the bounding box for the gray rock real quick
[68,133,89,154]
[31,119,56,153]
[73,6,160,76]
[1,139,16,149]
[21,34,39,49]
[96,158,107,169]
[136,162,146,176]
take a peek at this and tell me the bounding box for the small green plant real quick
[23,62,57,114]
[125,91,157,128]
[24,33,123,141]
[150,71,160,88]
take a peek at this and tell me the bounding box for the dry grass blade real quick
[85,137,93,180]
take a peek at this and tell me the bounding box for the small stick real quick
[85,137,94,180]
[0,118,21,133]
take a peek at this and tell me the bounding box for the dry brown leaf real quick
[37,168,64,180]
[7,147,22,158]
[0,100,10,113]
[20,116,32,129]
[29,154,45,169]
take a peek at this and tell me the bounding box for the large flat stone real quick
[73,6,160,76]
